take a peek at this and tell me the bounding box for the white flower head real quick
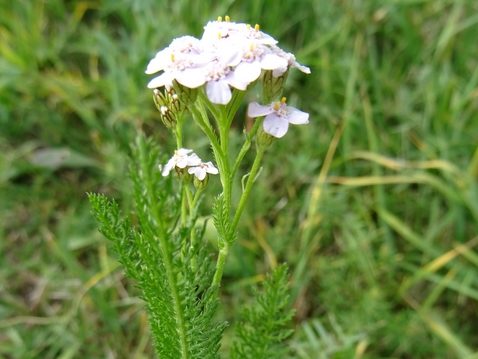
[146,17,309,105]
[161,148,201,176]
[247,97,309,138]
[188,161,219,181]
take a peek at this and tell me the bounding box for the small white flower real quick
[161,148,201,176]
[233,42,288,85]
[188,161,219,181]
[247,98,309,138]
[146,36,210,89]
[204,54,248,105]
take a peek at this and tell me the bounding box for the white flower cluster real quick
[146,17,310,105]
[161,148,218,181]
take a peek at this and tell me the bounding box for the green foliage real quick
[89,136,224,358]
[2,1,478,358]
[212,194,236,245]
[231,264,294,359]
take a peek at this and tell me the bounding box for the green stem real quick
[137,140,190,358]
[212,242,229,287]
[217,107,233,213]
[231,146,265,231]
[175,114,184,148]
[231,118,262,177]
[181,185,187,226]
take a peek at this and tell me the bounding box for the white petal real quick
[260,53,288,70]
[247,102,273,118]
[192,167,207,180]
[147,72,173,89]
[272,66,288,77]
[205,162,219,174]
[176,148,193,155]
[187,154,202,166]
[225,70,249,91]
[206,80,232,105]
[145,58,163,75]
[220,46,243,67]
[175,67,206,88]
[176,156,189,168]
[161,159,175,176]
[294,62,311,74]
[145,50,169,74]
[287,107,309,125]
[233,62,262,84]
[263,113,289,138]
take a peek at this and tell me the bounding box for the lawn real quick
[1,0,478,358]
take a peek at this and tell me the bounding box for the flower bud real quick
[172,80,198,107]
[153,89,179,129]
[193,174,209,189]
[256,126,274,148]
[262,70,288,103]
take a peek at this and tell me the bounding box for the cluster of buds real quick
[152,87,184,128]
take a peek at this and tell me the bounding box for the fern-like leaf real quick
[89,135,224,359]
[231,264,295,359]
[212,194,236,245]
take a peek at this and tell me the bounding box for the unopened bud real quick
[193,174,209,189]
[262,70,288,103]
[172,80,198,106]
[256,127,274,148]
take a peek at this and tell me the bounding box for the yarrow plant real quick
[90,16,309,358]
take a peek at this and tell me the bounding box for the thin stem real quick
[231,145,265,231]
[191,187,205,212]
[212,243,229,287]
[231,118,262,177]
[217,106,232,213]
[175,114,184,148]
[181,184,187,226]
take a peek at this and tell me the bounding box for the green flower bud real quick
[262,70,288,103]
[256,126,274,148]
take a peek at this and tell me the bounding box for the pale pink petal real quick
[147,72,174,89]
[175,67,207,88]
[260,53,288,70]
[287,107,309,125]
[233,62,262,84]
[263,113,289,138]
[206,80,232,105]
[247,102,273,118]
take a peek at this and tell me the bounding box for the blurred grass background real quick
[1,0,478,358]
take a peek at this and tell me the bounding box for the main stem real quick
[212,145,266,287]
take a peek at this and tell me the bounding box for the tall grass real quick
[1,0,477,357]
